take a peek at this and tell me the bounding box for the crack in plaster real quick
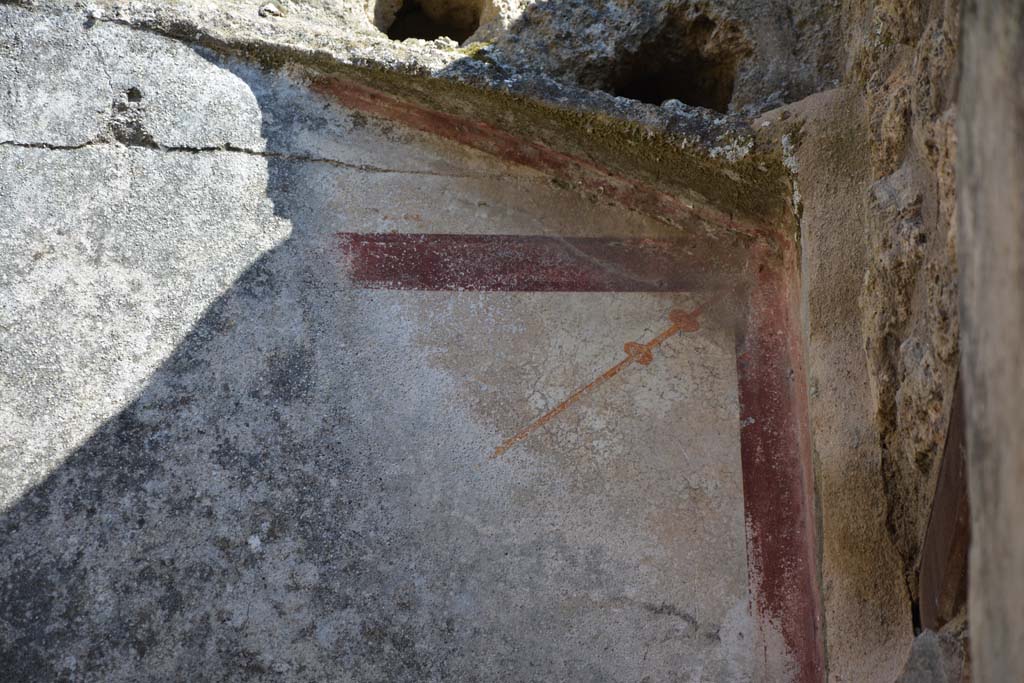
[0,138,522,179]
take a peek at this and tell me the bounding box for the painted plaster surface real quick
[0,9,765,680]
[0,0,983,678]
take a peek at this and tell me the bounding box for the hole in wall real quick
[377,0,483,43]
[603,11,747,113]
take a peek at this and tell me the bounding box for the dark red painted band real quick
[340,230,824,677]
[337,232,719,292]
[735,257,824,682]
[338,230,822,677]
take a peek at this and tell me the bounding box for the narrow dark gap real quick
[603,14,745,113]
[385,0,481,44]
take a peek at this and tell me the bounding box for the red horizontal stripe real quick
[337,233,717,292]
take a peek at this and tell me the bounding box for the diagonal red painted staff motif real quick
[332,230,821,678]
[491,306,703,459]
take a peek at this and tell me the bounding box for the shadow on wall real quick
[0,16,744,682]
[1,44,483,683]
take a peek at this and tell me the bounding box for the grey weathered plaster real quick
[0,8,767,680]
[2,0,982,677]
[3,0,805,231]
[959,0,1024,680]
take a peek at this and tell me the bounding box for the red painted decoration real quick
[337,232,716,292]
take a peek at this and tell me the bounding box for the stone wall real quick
[0,0,990,680]
[845,0,961,612]
[760,0,964,678]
